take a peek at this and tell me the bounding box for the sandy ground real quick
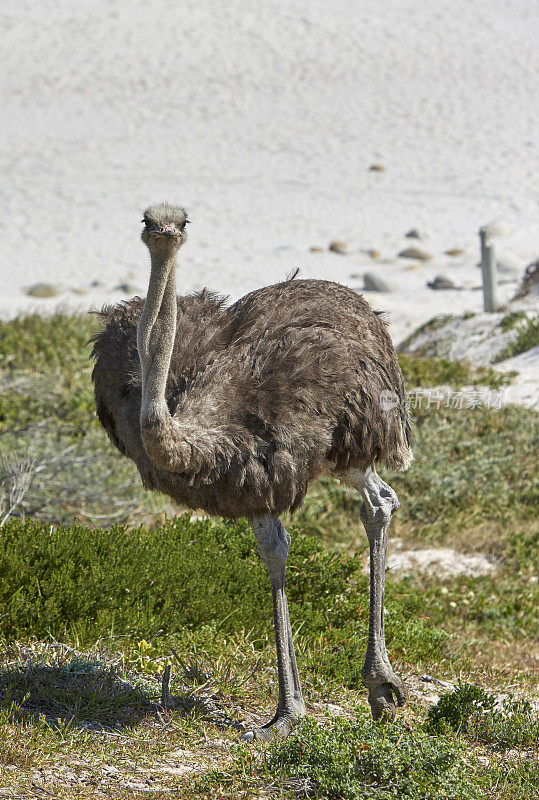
[1,1,538,353]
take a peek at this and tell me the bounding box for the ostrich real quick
[91,202,413,741]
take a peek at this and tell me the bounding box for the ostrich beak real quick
[150,225,181,238]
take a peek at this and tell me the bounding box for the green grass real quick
[426,682,539,748]
[0,311,537,799]
[0,516,446,685]
[495,313,539,362]
[398,353,509,389]
[499,311,528,334]
[197,709,538,799]
[224,713,482,799]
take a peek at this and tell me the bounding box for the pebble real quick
[405,228,426,240]
[329,240,348,254]
[363,272,392,292]
[445,247,465,257]
[369,163,386,171]
[115,282,139,294]
[70,287,88,295]
[403,263,421,272]
[427,274,458,290]
[482,219,512,238]
[310,246,325,253]
[367,248,381,259]
[25,283,60,298]
[398,246,433,261]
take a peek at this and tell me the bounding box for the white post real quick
[480,228,499,312]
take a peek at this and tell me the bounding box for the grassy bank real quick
[0,312,537,798]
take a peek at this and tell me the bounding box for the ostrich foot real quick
[241,705,305,742]
[363,666,408,721]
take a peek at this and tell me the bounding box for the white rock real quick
[363,272,393,292]
[385,548,497,577]
[482,219,513,238]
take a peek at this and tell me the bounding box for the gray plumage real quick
[89,203,413,738]
[91,279,412,518]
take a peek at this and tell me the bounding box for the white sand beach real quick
[1,1,538,370]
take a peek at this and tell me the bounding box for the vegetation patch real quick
[427,682,539,748]
[0,516,447,686]
[198,713,482,799]
[495,313,539,361]
[398,353,509,389]
[398,314,456,351]
[0,311,537,798]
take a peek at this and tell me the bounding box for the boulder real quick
[427,274,458,290]
[25,283,60,298]
[398,246,433,261]
[363,272,392,292]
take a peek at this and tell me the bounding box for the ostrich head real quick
[141,203,190,256]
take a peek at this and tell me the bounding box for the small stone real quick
[445,247,465,257]
[115,282,139,294]
[25,283,60,298]
[349,272,361,279]
[367,248,381,259]
[398,246,433,261]
[482,219,512,238]
[405,228,426,240]
[403,263,421,272]
[363,272,392,292]
[427,274,458,290]
[329,240,348,254]
[310,246,325,253]
[369,163,386,172]
[90,279,105,288]
[70,287,88,296]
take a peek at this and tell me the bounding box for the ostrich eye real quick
[142,218,151,226]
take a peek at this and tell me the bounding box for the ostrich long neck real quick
[137,245,216,474]
[137,241,235,474]
[138,248,178,426]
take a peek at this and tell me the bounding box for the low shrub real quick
[426,682,539,748]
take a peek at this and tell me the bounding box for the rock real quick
[386,548,497,577]
[25,283,60,298]
[310,246,325,253]
[349,272,361,279]
[398,246,433,261]
[427,274,458,290]
[115,282,139,294]
[363,272,392,292]
[367,248,381,259]
[403,263,421,272]
[512,259,539,300]
[405,228,426,240]
[445,247,465,257]
[90,279,105,288]
[482,219,512,238]
[70,288,88,296]
[369,163,386,172]
[329,240,348,254]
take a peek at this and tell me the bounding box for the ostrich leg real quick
[347,467,408,720]
[242,515,306,741]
